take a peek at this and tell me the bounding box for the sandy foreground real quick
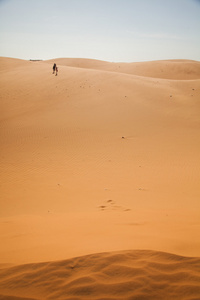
[0,57,200,299]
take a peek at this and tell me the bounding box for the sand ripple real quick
[0,250,200,299]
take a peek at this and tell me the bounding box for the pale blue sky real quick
[0,0,200,62]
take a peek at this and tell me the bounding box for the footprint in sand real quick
[107,199,114,204]
[99,205,106,211]
[99,200,131,212]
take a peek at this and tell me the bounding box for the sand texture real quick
[0,57,200,298]
[0,250,200,300]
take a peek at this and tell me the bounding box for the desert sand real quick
[0,57,200,299]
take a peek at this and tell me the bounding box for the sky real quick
[0,0,200,62]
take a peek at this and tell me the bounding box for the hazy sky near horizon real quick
[0,0,200,62]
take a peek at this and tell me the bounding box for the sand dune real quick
[46,57,200,79]
[0,57,32,72]
[0,57,200,298]
[0,250,200,299]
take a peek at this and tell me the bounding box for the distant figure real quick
[53,63,56,74]
[55,66,58,76]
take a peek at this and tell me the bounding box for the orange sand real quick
[0,250,200,300]
[0,57,200,299]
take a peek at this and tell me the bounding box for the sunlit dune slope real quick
[0,57,200,265]
[0,250,200,300]
[0,57,32,72]
[46,57,200,79]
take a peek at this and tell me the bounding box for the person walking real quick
[53,63,56,74]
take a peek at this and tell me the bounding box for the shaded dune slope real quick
[0,250,200,300]
[46,58,200,80]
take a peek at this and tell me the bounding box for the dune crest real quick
[0,250,200,300]
[46,57,200,79]
[0,57,32,72]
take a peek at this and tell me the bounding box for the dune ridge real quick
[0,250,200,300]
[46,57,200,80]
